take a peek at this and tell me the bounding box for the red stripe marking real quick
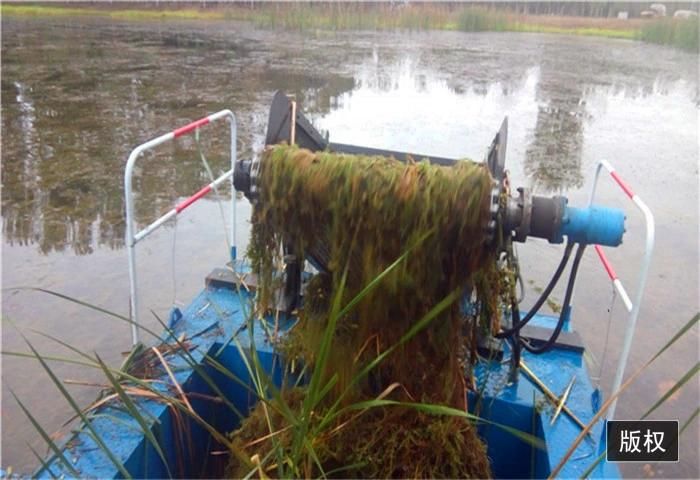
[595,245,618,281]
[173,117,210,138]
[175,185,212,213]
[610,171,635,199]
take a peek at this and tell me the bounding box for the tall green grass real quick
[3,3,697,51]
[4,286,699,477]
[240,3,455,31]
[219,241,544,477]
[1,4,98,17]
[2,241,539,478]
[456,7,511,32]
[2,288,255,478]
[639,17,699,52]
[554,312,700,477]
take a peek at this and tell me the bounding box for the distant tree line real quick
[217,1,700,18]
[469,2,698,17]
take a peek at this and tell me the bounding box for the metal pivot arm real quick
[236,91,627,250]
[235,90,461,200]
[234,91,473,311]
[235,93,513,200]
[487,117,508,182]
[239,92,629,249]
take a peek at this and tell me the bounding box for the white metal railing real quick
[588,159,655,419]
[124,110,237,345]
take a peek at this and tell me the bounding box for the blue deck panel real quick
[472,316,618,478]
[36,281,620,479]
[36,286,271,479]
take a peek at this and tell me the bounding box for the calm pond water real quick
[2,16,698,477]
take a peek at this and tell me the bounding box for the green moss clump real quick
[233,145,505,478]
[228,387,491,478]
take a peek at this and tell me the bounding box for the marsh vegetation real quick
[3,3,698,50]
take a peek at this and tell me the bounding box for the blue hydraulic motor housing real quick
[559,204,625,246]
[504,190,625,247]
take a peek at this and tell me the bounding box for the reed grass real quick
[225,236,539,478]
[2,233,527,479]
[242,3,456,31]
[456,7,511,32]
[3,293,698,477]
[551,312,700,478]
[639,17,699,52]
[2,288,256,478]
[2,3,689,49]
[1,4,98,18]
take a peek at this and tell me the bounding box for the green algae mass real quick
[231,145,507,478]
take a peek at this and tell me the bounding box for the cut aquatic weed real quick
[226,268,482,477]
[229,145,518,477]
[226,244,543,478]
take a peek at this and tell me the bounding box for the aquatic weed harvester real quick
[35,92,654,478]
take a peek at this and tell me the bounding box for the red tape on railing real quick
[173,117,210,138]
[595,245,618,281]
[610,171,635,199]
[175,185,212,213]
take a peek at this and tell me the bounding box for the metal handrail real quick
[588,159,655,420]
[124,109,237,345]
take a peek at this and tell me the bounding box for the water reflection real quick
[317,55,541,161]
[1,21,357,256]
[319,50,697,199]
[2,20,697,256]
[525,79,586,193]
[319,51,588,194]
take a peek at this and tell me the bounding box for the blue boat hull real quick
[36,274,620,479]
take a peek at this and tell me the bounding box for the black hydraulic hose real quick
[508,299,522,381]
[495,241,575,339]
[507,335,521,381]
[521,244,587,354]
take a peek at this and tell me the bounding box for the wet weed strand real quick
[231,145,506,478]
